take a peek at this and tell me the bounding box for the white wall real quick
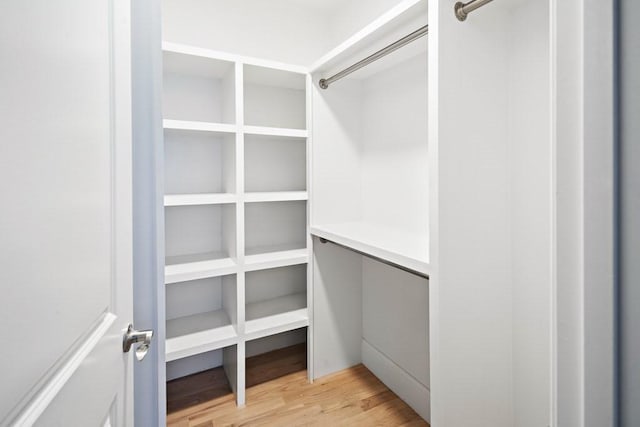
[361,52,428,234]
[161,0,333,66]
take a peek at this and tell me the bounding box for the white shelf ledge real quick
[164,193,237,207]
[311,222,430,276]
[165,252,237,284]
[243,125,307,138]
[244,248,308,272]
[166,309,238,362]
[245,293,309,340]
[163,119,237,134]
[244,191,308,203]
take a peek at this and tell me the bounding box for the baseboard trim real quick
[361,339,430,423]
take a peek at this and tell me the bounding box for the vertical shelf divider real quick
[234,61,247,406]
[305,74,314,382]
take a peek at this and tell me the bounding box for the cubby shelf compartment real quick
[166,310,238,362]
[164,193,237,207]
[244,248,308,272]
[243,64,306,130]
[311,222,430,276]
[244,293,309,341]
[163,119,236,134]
[165,252,237,284]
[244,192,307,203]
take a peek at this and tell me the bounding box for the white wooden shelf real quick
[244,248,308,272]
[166,309,238,361]
[165,252,237,284]
[163,119,237,134]
[164,193,237,207]
[245,293,308,340]
[244,191,307,203]
[243,125,307,138]
[310,222,430,276]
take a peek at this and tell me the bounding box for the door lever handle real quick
[122,324,154,361]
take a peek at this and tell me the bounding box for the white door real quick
[0,1,139,425]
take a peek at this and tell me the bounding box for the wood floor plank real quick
[166,345,429,427]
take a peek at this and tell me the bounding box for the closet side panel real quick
[429,1,513,426]
[311,81,363,226]
[312,240,363,378]
[508,2,552,427]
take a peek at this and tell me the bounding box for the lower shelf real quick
[166,310,238,362]
[245,293,308,340]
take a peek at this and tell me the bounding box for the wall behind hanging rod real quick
[319,24,428,90]
[455,0,495,21]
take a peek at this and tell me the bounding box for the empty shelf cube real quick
[166,275,238,361]
[245,265,308,340]
[163,50,236,124]
[245,201,306,257]
[165,204,237,283]
[243,64,306,129]
[164,129,235,197]
[245,134,306,193]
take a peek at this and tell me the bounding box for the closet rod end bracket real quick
[454,2,468,21]
[319,237,328,244]
[319,79,329,90]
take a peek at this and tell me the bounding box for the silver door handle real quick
[122,324,154,361]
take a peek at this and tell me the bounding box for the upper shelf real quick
[311,222,430,276]
[309,0,427,80]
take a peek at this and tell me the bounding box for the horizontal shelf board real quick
[165,193,237,206]
[162,41,308,75]
[166,309,238,361]
[244,248,308,272]
[245,293,309,340]
[165,252,237,284]
[163,119,237,134]
[243,125,308,138]
[309,0,427,77]
[244,191,308,203]
[311,222,430,276]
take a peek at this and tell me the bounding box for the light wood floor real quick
[167,344,429,427]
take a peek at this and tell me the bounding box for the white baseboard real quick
[362,339,430,423]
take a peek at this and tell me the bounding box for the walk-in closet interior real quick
[159,0,553,424]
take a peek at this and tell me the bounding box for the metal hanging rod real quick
[317,237,429,280]
[319,24,428,90]
[455,0,495,21]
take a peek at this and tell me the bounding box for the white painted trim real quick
[362,339,430,423]
[162,41,308,74]
[11,314,117,426]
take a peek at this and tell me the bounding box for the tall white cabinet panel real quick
[428,1,552,426]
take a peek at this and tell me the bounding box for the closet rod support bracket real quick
[454,2,468,21]
[319,79,329,90]
[455,0,495,22]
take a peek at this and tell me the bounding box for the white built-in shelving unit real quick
[162,42,311,405]
[160,0,555,424]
